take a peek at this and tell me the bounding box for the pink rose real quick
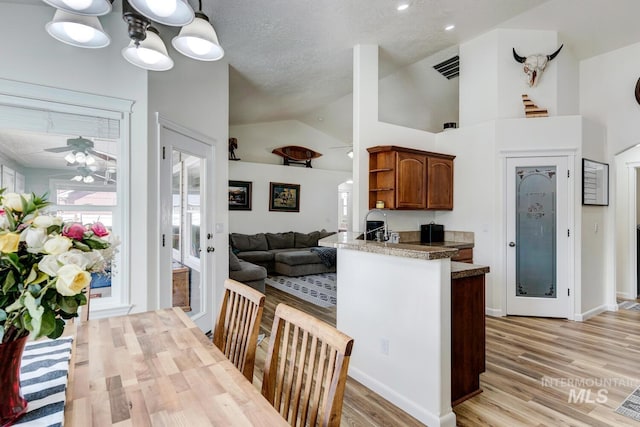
[62,223,86,240]
[90,222,109,237]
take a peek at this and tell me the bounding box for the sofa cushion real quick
[229,260,267,282]
[275,250,323,266]
[229,247,242,271]
[236,250,274,263]
[294,231,320,248]
[317,229,336,240]
[230,233,268,251]
[266,232,294,249]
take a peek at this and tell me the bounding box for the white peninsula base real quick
[336,247,455,427]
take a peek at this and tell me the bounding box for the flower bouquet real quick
[0,188,117,424]
[0,190,116,342]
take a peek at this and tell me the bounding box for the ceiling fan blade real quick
[45,146,73,153]
[93,173,116,183]
[87,148,116,161]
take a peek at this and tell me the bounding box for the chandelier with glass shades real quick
[42,0,224,71]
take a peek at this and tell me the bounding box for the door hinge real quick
[162,234,165,247]
[567,170,570,178]
[567,229,570,237]
[568,288,570,296]
[162,146,166,160]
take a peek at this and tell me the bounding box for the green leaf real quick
[46,225,61,235]
[38,310,55,339]
[24,267,37,285]
[30,272,49,286]
[0,309,6,322]
[0,325,4,343]
[5,297,24,313]
[24,292,44,338]
[48,318,65,340]
[59,295,78,314]
[2,253,22,274]
[72,240,91,252]
[2,270,15,293]
[4,210,17,231]
[27,284,42,296]
[84,237,109,250]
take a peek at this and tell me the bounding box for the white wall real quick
[460,29,562,127]
[229,120,352,171]
[580,42,640,302]
[379,47,459,133]
[229,161,350,234]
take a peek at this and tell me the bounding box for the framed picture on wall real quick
[269,182,300,212]
[228,180,252,210]
[582,158,609,206]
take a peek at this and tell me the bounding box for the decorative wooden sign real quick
[271,145,322,168]
[522,94,548,118]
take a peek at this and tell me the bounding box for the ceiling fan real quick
[44,136,116,165]
[329,144,354,158]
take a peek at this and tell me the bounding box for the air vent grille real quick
[433,55,459,79]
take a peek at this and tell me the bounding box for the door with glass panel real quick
[159,121,214,332]
[506,156,570,318]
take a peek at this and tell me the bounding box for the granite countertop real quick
[451,262,490,279]
[319,232,458,261]
[404,241,474,249]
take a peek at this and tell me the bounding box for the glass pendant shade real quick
[172,13,224,61]
[42,0,112,16]
[46,9,110,48]
[122,28,174,71]
[128,0,194,26]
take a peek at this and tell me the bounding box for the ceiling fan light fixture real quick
[65,152,76,163]
[85,154,96,165]
[122,26,174,71]
[83,175,95,183]
[75,151,86,163]
[128,0,194,27]
[172,12,224,61]
[42,0,113,16]
[71,175,84,181]
[46,9,111,48]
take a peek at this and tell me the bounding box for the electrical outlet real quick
[380,338,389,355]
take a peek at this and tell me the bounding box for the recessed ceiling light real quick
[445,24,455,31]
[397,3,409,11]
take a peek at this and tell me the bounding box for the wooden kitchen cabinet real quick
[368,145,455,210]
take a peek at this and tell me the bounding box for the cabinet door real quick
[427,157,454,210]
[396,152,427,209]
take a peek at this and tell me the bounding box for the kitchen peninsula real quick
[319,233,489,427]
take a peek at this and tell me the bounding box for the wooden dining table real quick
[64,307,289,426]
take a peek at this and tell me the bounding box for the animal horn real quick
[547,44,564,61]
[512,48,526,63]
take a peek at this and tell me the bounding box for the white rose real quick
[56,264,91,296]
[43,235,72,255]
[38,254,61,277]
[33,215,54,228]
[51,217,63,226]
[22,227,47,250]
[83,250,106,272]
[57,249,90,270]
[2,193,31,212]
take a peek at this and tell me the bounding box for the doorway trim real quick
[625,162,640,300]
[155,113,217,329]
[500,148,576,320]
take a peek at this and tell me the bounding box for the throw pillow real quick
[230,233,268,251]
[266,232,294,249]
[229,247,243,271]
[294,231,320,248]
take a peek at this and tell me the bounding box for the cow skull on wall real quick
[513,44,563,87]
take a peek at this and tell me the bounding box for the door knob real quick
[207,246,215,253]
[508,242,516,247]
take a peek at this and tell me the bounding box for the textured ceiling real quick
[217,0,548,125]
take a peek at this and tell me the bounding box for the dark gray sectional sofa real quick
[230,230,336,278]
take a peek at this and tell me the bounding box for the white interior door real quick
[159,119,215,331]
[506,156,571,318]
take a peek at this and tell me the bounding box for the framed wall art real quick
[269,182,300,212]
[228,180,252,210]
[582,158,609,206]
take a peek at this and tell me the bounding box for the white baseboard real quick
[574,304,607,321]
[617,291,635,300]
[347,367,456,427]
[485,307,503,317]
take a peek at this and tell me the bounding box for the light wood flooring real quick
[252,287,640,426]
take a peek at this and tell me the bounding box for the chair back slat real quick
[213,279,265,382]
[262,303,354,427]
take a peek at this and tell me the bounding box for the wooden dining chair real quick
[262,303,354,427]
[213,278,266,382]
